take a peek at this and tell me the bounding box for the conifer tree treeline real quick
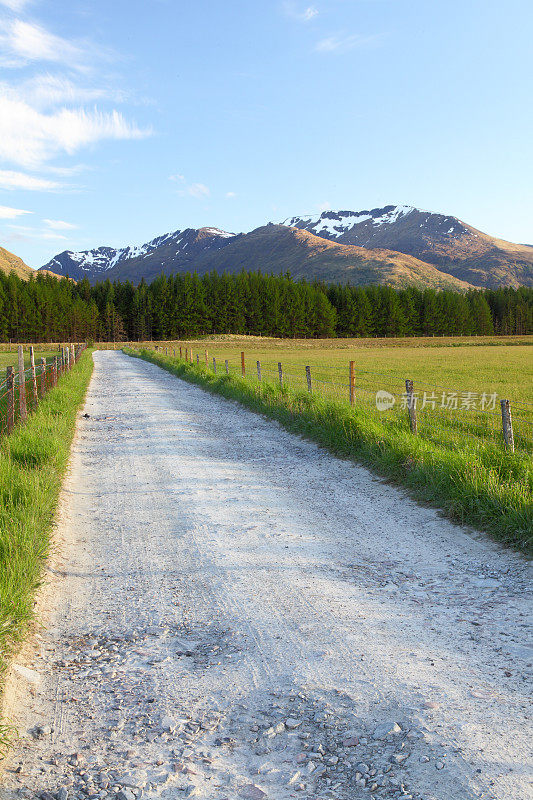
[0,269,531,342]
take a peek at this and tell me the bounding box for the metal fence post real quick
[213,357,217,374]
[225,359,229,375]
[349,361,355,406]
[17,345,27,422]
[305,365,312,393]
[278,362,283,387]
[6,366,14,434]
[241,351,245,377]
[405,379,418,434]
[500,399,515,452]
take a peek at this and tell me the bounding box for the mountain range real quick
[30,204,533,290]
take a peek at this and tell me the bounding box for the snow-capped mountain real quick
[39,206,533,288]
[282,205,473,250]
[41,227,235,283]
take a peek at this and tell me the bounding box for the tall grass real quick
[127,348,532,556]
[0,351,93,753]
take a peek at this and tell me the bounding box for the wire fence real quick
[0,343,87,441]
[147,345,532,456]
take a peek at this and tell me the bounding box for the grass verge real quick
[126,347,532,557]
[0,350,94,753]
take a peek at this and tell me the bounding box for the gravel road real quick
[1,350,531,800]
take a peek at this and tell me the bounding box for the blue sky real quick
[0,0,531,268]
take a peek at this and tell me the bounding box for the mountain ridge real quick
[39,205,533,289]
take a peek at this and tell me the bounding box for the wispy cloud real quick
[0,90,151,168]
[43,218,77,230]
[0,19,88,69]
[315,32,384,53]
[0,0,31,11]
[170,174,211,200]
[0,204,31,219]
[13,74,127,109]
[0,169,60,191]
[226,191,236,199]
[186,182,210,199]
[6,223,68,240]
[283,2,318,22]
[0,11,152,192]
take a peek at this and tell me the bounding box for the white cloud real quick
[13,74,126,109]
[0,91,151,168]
[0,204,31,218]
[7,223,67,240]
[0,169,60,190]
[0,19,86,69]
[0,0,30,10]
[315,33,383,53]
[226,191,236,198]
[43,218,77,230]
[187,182,210,199]
[172,177,211,199]
[283,2,318,22]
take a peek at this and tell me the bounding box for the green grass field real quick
[126,342,532,554]
[0,350,93,752]
[132,337,533,454]
[0,349,61,373]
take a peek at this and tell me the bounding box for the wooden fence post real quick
[305,365,312,393]
[179,346,182,359]
[349,361,355,406]
[405,379,418,434]
[173,349,176,358]
[17,345,27,422]
[205,350,208,365]
[241,351,245,377]
[500,399,514,452]
[278,362,283,387]
[70,343,75,366]
[40,357,46,398]
[213,357,217,374]
[6,366,14,434]
[225,359,229,374]
[196,353,199,366]
[257,360,261,382]
[29,346,38,407]
[53,356,58,386]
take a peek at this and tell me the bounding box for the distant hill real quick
[39,205,533,289]
[0,245,67,281]
[0,246,35,279]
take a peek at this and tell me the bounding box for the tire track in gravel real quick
[1,350,531,800]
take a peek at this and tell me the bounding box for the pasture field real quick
[127,342,533,552]
[0,349,61,372]
[131,337,533,455]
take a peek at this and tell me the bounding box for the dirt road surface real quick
[1,351,531,800]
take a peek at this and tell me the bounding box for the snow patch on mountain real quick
[283,205,416,238]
